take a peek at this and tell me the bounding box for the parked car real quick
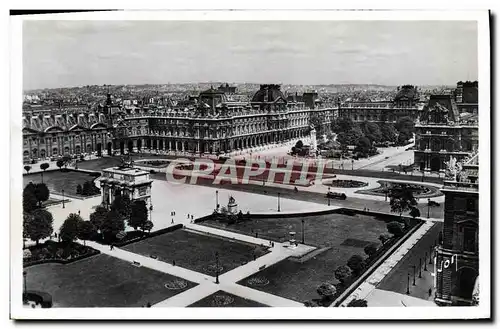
[326,191,347,200]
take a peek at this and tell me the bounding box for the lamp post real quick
[215,251,220,284]
[277,192,281,212]
[419,258,422,278]
[62,189,65,209]
[328,187,331,206]
[301,219,305,244]
[429,246,433,265]
[351,159,354,171]
[424,253,428,271]
[412,265,416,286]
[427,198,431,219]
[23,270,27,302]
[215,190,219,210]
[406,273,410,294]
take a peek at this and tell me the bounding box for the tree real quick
[380,123,398,143]
[23,212,34,248]
[111,194,132,223]
[362,122,382,144]
[355,137,372,156]
[409,206,421,219]
[39,163,49,183]
[387,221,405,237]
[347,299,368,307]
[317,283,337,304]
[310,114,323,135]
[24,165,31,174]
[90,205,109,233]
[389,187,417,218]
[34,183,50,207]
[364,243,379,258]
[347,255,366,276]
[142,220,154,233]
[129,200,148,230]
[26,209,53,245]
[395,116,415,145]
[23,184,38,213]
[56,160,64,170]
[78,221,96,246]
[60,213,83,243]
[62,155,71,168]
[101,210,125,240]
[334,265,352,284]
[76,184,83,195]
[332,117,354,133]
[337,124,364,147]
[295,140,304,149]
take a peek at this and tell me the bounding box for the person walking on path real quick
[110,244,114,251]
[171,218,174,224]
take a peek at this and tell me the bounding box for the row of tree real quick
[76,181,101,196]
[88,194,153,243]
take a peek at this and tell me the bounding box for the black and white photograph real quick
[9,9,491,320]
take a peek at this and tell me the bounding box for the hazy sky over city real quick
[23,20,478,90]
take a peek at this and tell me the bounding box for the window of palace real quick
[466,198,476,212]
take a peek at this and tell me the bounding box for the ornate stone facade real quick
[434,153,479,306]
[338,85,423,123]
[414,94,478,172]
[111,84,336,155]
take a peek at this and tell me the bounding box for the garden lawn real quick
[24,254,196,307]
[23,170,99,198]
[227,213,393,303]
[77,157,123,171]
[188,291,268,307]
[122,229,269,276]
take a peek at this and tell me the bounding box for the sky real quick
[22,20,478,90]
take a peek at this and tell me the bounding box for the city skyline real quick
[23,20,478,90]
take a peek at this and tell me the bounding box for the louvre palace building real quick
[22,84,336,162]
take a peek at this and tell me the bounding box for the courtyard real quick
[122,229,270,276]
[24,254,196,307]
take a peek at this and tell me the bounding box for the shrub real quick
[347,255,366,276]
[76,184,83,195]
[317,283,337,302]
[334,265,352,284]
[347,299,368,307]
[387,221,405,237]
[379,233,392,245]
[364,243,379,258]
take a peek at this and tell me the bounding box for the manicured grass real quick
[216,213,394,303]
[24,254,197,307]
[77,157,123,171]
[188,291,268,307]
[23,170,99,198]
[123,229,269,276]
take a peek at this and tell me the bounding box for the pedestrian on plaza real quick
[78,210,81,215]
[187,214,190,219]
[171,218,174,224]
[428,288,432,297]
[191,215,194,220]
[110,244,114,251]
[146,302,151,308]
[173,260,176,266]
[54,232,57,239]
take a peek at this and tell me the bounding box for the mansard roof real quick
[251,84,287,104]
[22,111,108,134]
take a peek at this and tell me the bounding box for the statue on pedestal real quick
[444,156,463,182]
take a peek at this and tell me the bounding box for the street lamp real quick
[427,198,431,219]
[215,252,220,284]
[412,265,416,286]
[429,246,433,265]
[277,192,281,212]
[23,270,27,302]
[351,159,354,171]
[301,219,305,244]
[406,273,410,294]
[328,187,331,206]
[215,190,219,210]
[424,253,428,271]
[62,189,65,209]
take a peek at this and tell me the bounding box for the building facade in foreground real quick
[414,93,478,172]
[434,153,479,306]
[338,85,423,124]
[110,84,336,155]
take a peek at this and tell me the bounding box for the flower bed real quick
[325,180,368,188]
[356,180,442,199]
[23,241,100,267]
